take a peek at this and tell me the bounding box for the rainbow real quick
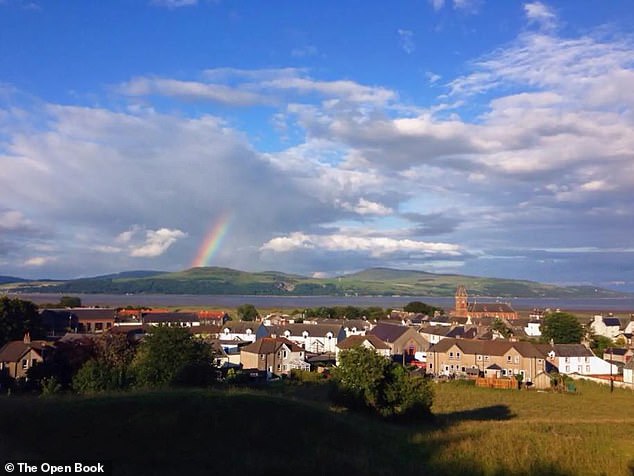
[191,213,233,267]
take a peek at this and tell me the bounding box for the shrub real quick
[331,346,434,420]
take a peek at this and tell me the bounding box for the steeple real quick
[455,285,468,317]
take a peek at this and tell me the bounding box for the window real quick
[577,366,582,373]
[585,365,590,372]
[449,352,454,360]
[584,357,589,363]
[537,359,543,364]
[484,355,490,361]
[22,359,29,369]
[565,357,570,363]
[507,355,512,362]
[429,363,433,369]
[565,366,570,372]
[477,355,482,361]
[456,352,461,360]
[514,356,519,364]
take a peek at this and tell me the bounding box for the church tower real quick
[455,285,468,317]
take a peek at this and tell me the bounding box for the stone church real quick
[453,285,518,320]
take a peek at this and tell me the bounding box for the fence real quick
[475,377,518,390]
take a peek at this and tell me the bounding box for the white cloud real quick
[130,228,187,258]
[397,29,415,54]
[119,77,266,106]
[341,198,393,216]
[0,209,32,231]
[261,232,462,258]
[429,0,445,11]
[524,2,557,31]
[425,71,442,84]
[24,256,56,266]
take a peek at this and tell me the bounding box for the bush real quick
[131,326,215,388]
[72,360,123,394]
[331,346,434,420]
[289,369,326,384]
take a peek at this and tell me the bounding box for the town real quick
[3,286,633,391]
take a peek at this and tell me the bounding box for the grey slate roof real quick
[368,323,409,343]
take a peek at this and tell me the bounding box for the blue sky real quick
[1,0,633,290]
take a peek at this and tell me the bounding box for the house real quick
[308,318,374,337]
[240,337,309,376]
[271,323,346,354]
[198,310,229,326]
[525,320,542,337]
[602,347,633,365]
[453,285,518,320]
[589,315,622,339]
[0,333,50,379]
[535,343,619,376]
[419,325,476,345]
[335,334,391,363]
[367,324,429,362]
[70,308,118,333]
[142,312,200,327]
[427,338,547,383]
[624,359,634,385]
[39,309,79,336]
[43,308,117,333]
[220,321,269,343]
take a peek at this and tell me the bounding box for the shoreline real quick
[5,292,634,313]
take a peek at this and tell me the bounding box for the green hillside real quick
[1,382,633,475]
[2,266,626,297]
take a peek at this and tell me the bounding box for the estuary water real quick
[7,293,634,312]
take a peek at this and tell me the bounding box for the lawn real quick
[0,380,632,475]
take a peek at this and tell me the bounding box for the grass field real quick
[1,380,633,475]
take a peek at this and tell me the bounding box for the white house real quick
[623,359,634,385]
[335,335,391,364]
[525,320,542,337]
[220,322,269,343]
[589,315,622,339]
[537,343,619,376]
[272,323,346,354]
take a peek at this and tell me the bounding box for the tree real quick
[0,297,43,347]
[541,312,583,344]
[237,304,259,321]
[492,318,512,338]
[404,301,442,316]
[131,326,215,388]
[589,334,613,356]
[332,346,433,420]
[59,296,82,308]
[72,333,138,393]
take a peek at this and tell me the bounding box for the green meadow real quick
[1,380,633,476]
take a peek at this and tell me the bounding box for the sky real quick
[1,1,633,290]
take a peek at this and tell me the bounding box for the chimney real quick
[23,332,31,344]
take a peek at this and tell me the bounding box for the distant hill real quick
[0,276,29,285]
[2,266,628,298]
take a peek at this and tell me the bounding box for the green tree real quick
[541,312,583,344]
[589,334,614,356]
[237,304,259,321]
[492,318,512,338]
[363,307,385,320]
[131,326,215,388]
[59,296,82,308]
[404,301,442,315]
[332,346,433,420]
[0,297,43,347]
